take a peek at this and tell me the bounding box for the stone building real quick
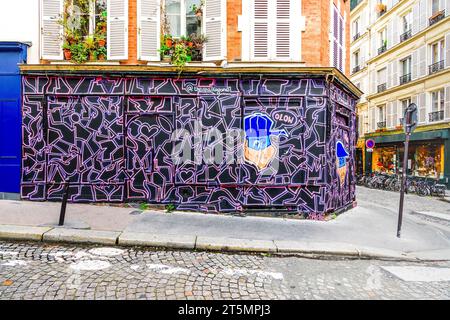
[350,0,450,187]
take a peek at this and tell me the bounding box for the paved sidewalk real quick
[0,187,449,261]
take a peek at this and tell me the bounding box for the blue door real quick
[0,42,28,193]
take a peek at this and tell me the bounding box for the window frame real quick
[430,39,445,64]
[164,0,202,38]
[431,0,440,15]
[68,0,103,39]
[353,17,359,38]
[378,28,387,47]
[401,11,411,33]
[377,67,387,85]
[400,97,411,117]
[400,56,411,76]
[377,104,386,123]
[431,88,445,112]
[353,50,360,67]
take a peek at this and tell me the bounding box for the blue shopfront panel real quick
[0,42,28,193]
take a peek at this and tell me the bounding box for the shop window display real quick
[373,143,444,179]
[372,147,397,174]
[413,144,444,179]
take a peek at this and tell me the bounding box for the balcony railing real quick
[378,45,387,55]
[429,110,444,122]
[399,73,411,85]
[429,60,444,74]
[352,65,361,74]
[399,30,412,42]
[377,121,386,129]
[353,32,361,42]
[377,83,387,93]
[429,10,445,26]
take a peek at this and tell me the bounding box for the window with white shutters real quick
[138,0,160,61]
[250,0,301,61]
[41,0,64,60]
[331,4,344,72]
[41,0,128,61]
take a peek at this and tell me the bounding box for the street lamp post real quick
[397,103,417,238]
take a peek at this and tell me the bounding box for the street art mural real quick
[21,74,357,216]
[336,141,349,186]
[243,113,287,171]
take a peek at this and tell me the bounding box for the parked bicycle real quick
[356,172,447,198]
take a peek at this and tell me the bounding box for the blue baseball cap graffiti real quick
[244,113,287,151]
[336,141,349,168]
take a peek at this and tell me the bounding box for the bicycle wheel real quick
[417,186,429,197]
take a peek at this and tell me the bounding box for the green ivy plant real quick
[172,43,191,76]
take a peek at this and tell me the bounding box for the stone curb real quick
[43,228,120,245]
[0,224,448,261]
[118,232,196,249]
[196,236,277,253]
[0,224,52,241]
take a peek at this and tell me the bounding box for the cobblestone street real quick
[1,240,449,300]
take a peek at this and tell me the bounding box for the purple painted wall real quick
[21,74,357,216]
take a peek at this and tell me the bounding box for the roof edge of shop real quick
[19,65,362,98]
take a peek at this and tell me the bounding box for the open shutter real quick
[204,0,226,61]
[370,107,376,132]
[412,2,419,35]
[411,49,418,79]
[418,93,426,123]
[331,6,337,67]
[392,101,397,127]
[137,0,160,61]
[251,0,269,60]
[331,4,344,70]
[371,30,377,58]
[419,0,427,31]
[445,86,450,119]
[275,0,290,59]
[107,0,128,60]
[445,33,450,68]
[387,63,392,88]
[418,45,427,77]
[40,0,63,60]
[276,0,301,61]
[338,11,344,72]
[386,102,392,128]
[392,60,398,87]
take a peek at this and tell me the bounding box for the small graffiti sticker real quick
[336,140,349,186]
[244,113,287,170]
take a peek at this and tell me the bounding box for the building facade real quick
[350,0,450,187]
[1,0,362,215]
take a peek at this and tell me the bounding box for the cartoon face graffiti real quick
[244,113,287,170]
[336,141,349,186]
